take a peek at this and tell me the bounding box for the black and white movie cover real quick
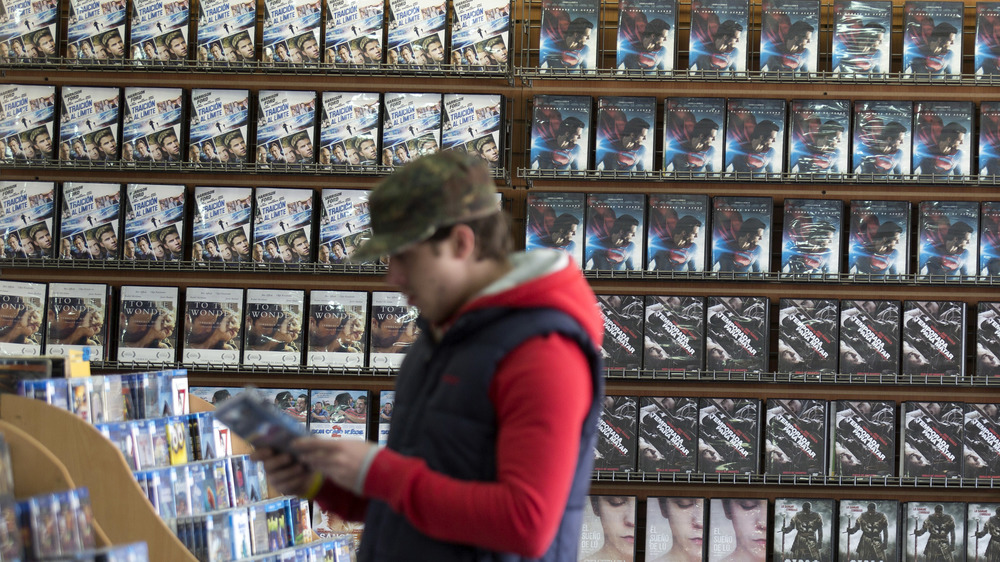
[968,503,1000,561]
[369,291,420,369]
[252,187,313,264]
[725,97,786,179]
[58,86,121,163]
[903,502,965,562]
[829,399,896,476]
[130,0,190,64]
[899,401,964,478]
[964,403,1000,478]
[781,199,843,277]
[760,0,819,76]
[597,294,643,371]
[442,93,504,169]
[595,395,637,471]
[117,285,178,364]
[306,290,368,368]
[45,283,109,361]
[663,97,725,175]
[788,99,850,177]
[243,288,303,366]
[902,1,963,78]
[0,181,55,259]
[0,280,44,356]
[68,0,126,61]
[647,497,706,562]
[647,194,709,273]
[451,0,509,70]
[584,193,645,271]
[579,496,637,560]
[852,100,913,177]
[123,183,185,262]
[525,191,584,264]
[59,182,122,261]
[191,186,253,263]
[687,0,748,75]
[711,196,772,274]
[644,296,704,373]
[122,87,185,164]
[773,498,834,562]
[778,299,839,375]
[0,0,58,63]
[697,397,760,474]
[378,389,394,446]
[902,300,966,377]
[982,202,1000,276]
[324,0,383,65]
[256,90,317,167]
[0,84,56,163]
[912,101,973,178]
[765,398,827,475]
[537,0,597,72]
[382,92,442,170]
[977,3,1000,77]
[832,0,892,76]
[254,387,309,428]
[308,389,367,439]
[838,499,901,562]
[639,396,699,472]
[262,0,321,65]
[848,200,911,278]
[595,96,655,173]
[188,89,250,166]
[182,287,243,366]
[839,299,901,376]
[708,497,769,562]
[319,92,380,169]
[529,94,591,174]
[979,302,1000,376]
[705,296,769,374]
[616,0,676,75]
[196,0,256,65]
[982,103,1000,177]
[318,188,370,265]
[917,201,979,280]
[387,0,447,68]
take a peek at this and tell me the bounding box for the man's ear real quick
[451,223,477,260]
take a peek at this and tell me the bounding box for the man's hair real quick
[28,127,48,144]
[819,120,845,136]
[423,35,443,49]
[946,221,974,240]
[787,20,815,41]
[292,132,310,150]
[558,116,585,137]
[675,215,702,234]
[643,18,670,38]
[738,218,766,238]
[941,122,968,139]
[297,34,317,50]
[691,119,720,141]
[360,37,378,52]
[95,224,115,242]
[931,22,958,41]
[157,225,180,244]
[100,30,121,47]
[553,212,580,233]
[875,221,902,238]
[225,131,244,148]
[612,214,640,234]
[28,223,49,241]
[751,120,780,140]
[332,239,346,251]
[270,140,282,150]
[95,129,114,147]
[426,212,513,262]
[156,129,177,146]
[226,229,247,246]
[883,121,907,140]
[472,136,496,153]
[73,233,85,244]
[717,20,743,39]
[566,17,594,38]
[165,30,184,47]
[623,118,651,139]
[484,36,505,50]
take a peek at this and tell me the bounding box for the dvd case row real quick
[14,487,101,561]
[133,454,268,522]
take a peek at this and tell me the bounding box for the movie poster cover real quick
[255,387,309,428]
[964,403,1000,478]
[840,299,901,376]
[979,302,1000,376]
[308,389,367,439]
[306,290,368,367]
[256,90,317,167]
[117,285,178,364]
[188,89,250,166]
[644,296,704,373]
[899,401,963,477]
[317,188,370,265]
[968,503,1000,561]
[829,399,896,476]
[725,98,786,179]
[902,1,963,78]
[584,193,645,271]
[917,200,979,279]
[324,0,383,65]
[525,191,584,264]
[59,182,121,261]
[837,499,901,562]
[595,395,637,471]
[781,199,843,277]
[982,202,1000,276]
[130,0,190,64]
[262,0,321,65]
[639,396,699,472]
[369,291,419,369]
[252,187,313,264]
[705,296,769,373]
[688,0,748,75]
[594,96,655,173]
[0,181,55,259]
[832,0,892,76]
[708,498,768,562]
[901,300,966,377]
[386,0,447,68]
[903,502,965,562]
[848,200,911,278]
[182,287,243,366]
[773,498,834,562]
[378,389,394,445]
[983,103,1000,178]
[319,92,380,169]
[451,0,510,70]
[647,194,709,273]
[0,84,56,162]
[191,186,253,263]
[45,283,108,361]
[382,92,442,170]
[529,94,591,173]
[616,0,677,74]
[663,97,725,175]
[122,87,184,163]
[765,399,826,475]
[579,496,637,560]
[711,196,772,274]
[647,498,707,561]
[697,397,760,474]
[196,0,256,65]
[760,0,819,75]
[59,86,121,163]
[597,294,643,371]
[977,3,1000,77]
[912,101,973,178]
[67,0,126,61]
[852,100,913,177]
[777,299,839,375]
[788,99,850,176]
[123,183,185,262]
[537,0,598,72]
[0,0,58,63]
[0,280,44,356]
[243,288,304,366]
[442,93,504,169]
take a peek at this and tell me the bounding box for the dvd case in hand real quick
[0,280,45,356]
[256,91,317,167]
[308,389,367,439]
[59,182,122,261]
[598,295,643,371]
[788,99,850,177]
[378,389,394,446]
[705,296,770,374]
[117,286,178,364]
[903,501,965,562]
[711,196,772,274]
[529,94,591,174]
[595,395,637,472]
[777,298,839,375]
[182,287,243,366]
[595,96,656,173]
[306,290,368,367]
[130,0,190,64]
[688,0,749,75]
[0,85,56,162]
[191,186,253,263]
[525,191,584,265]
[765,398,827,475]
[912,101,973,178]
[369,291,420,369]
[964,403,1000,478]
[0,0,58,63]
[708,497,769,562]
[697,397,760,474]
[319,92,380,170]
[243,288,304,366]
[451,0,510,70]
[45,283,109,361]
[318,188,371,265]
[917,200,979,280]
[837,499,900,562]
[325,0,383,65]
[196,0,257,65]
[725,98,786,179]
[538,0,598,72]
[901,300,966,377]
[122,87,185,163]
[387,0,448,68]
[252,187,314,264]
[584,193,645,271]
[852,100,913,177]
[616,0,677,74]
[59,86,121,163]
[261,0,321,65]
[188,89,250,166]
[442,94,504,169]
[848,200,911,277]
[214,389,309,453]
[647,194,709,272]
[781,199,843,276]
[644,296,704,372]
[760,0,819,76]
[902,1,963,79]
[832,0,892,76]
[123,183,185,262]
[899,401,963,477]
[639,396,698,472]
[663,97,725,175]
[977,3,1000,77]
[647,497,706,561]
[773,498,834,562]
[829,399,896,476]
[68,0,125,61]
[978,302,1000,376]
[382,92,442,170]
[0,181,56,259]
[839,299,901,375]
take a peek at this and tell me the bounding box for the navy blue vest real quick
[358,306,604,562]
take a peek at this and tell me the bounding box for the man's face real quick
[479,141,499,162]
[488,43,507,63]
[106,35,124,57]
[785,31,811,54]
[100,230,117,251]
[302,39,319,60]
[738,228,764,250]
[36,34,55,55]
[270,144,281,158]
[293,236,309,257]
[938,133,964,155]
[34,132,51,154]
[310,315,340,345]
[930,33,956,55]
[150,143,163,161]
[280,244,292,262]
[236,38,254,59]
[74,237,86,252]
[642,30,669,52]
[613,225,637,247]
[168,36,187,57]
[565,29,591,50]
[751,131,777,153]
[152,240,165,259]
[676,225,699,248]
[945,232,971,254]
[333,243,345,259]
[49,304,85,339]
[875,231,900,254]
[162,134,180,157]
[885,132,904,153]
[347,148,360,165]
[691,129,717,152]
[333,145,346,161]
[865,32,884,53]
[228,137,247,157]
[622,128,648,151]
[715,31,740,52]
[558,127,583,150]
[87,238,100,256]
[232,234,249,256]
[139,238,150,253]
[99,134,115,155]
[552,223,577,246]
[164,232,182,253]
[85,142,98,160]
[218,243,232,260]
[426,40,444,62]
[385,238,467,324]
[294,138,313,159]
[144,43,156,57]
[357,140,375,161]
[32,228,51,249]
[364,40,382,61]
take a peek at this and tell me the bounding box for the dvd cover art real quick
[725,98,786,179]
[325,0,383,65]
[190,186,253,263]
[965,403,1000,478]
[306,290,367,367]
[781,199,843,276]
[982,202,1000,276]
[59,182,122,261]
[773,498,834,562]
[832,0,892,76]
[243,289,303,366]
[0,181,55,259]
[829,399,896,476]
[708,498,769,562]
[698,397,760,474]
[912,101,972,178]
[595,395,637,471]
[646,497,706,561]
[252,187,313,263]
[648,194,709,272]
[777,299,839,375]
[917,201,979,279]
[123,184,185,262]
[308,389,367,439]
[711,196,772,274]
[130,0,190,63]
[616,0,677,74]
[838,499,900,562]
[979,302,1000,376]
[529,94,591,173]
[639,396,699,472]
[451,0,510,70]
[319,92,380,169]
[579,496,637,560]
[122,87,185,163]
[760,0,819,75]
[382,92,442,169]
[584,193,645,271]
[968,503,1000,562]
[442,94,503,169]
[901,300,966,377]
[904,502,965,562]
[525,191,584,264]
[262,0,321,65]
[902,1,962,78]
[848,200,911,277]
[369,291,419,369]
[317,188,370,265]
[852,101,913,177]
[254,387,309,427]
[705,296,769,373]
[182,287,243,366]
[68,0,126,61]
[378,389,394,445]
[840,299,901,376]
[45,283,108,360]
[597,295,643,371]
[594,96,655,173]
[788,99,850,176]
[644,296,704,373]
[977,3,1000,77]
[0,280,44,356]
[982,103,1000,177]
[0,84,56,162]
[765,399,826,475]
[663,97,725,175]
[256,91,317,167]
[688,0,748,75]
[537,0,597,72]
[117,285,178,364]
[188,89,250,166]
[0,0,58,63]
[386,0,447,68]
[899,401,963,477]
[196,0,256,64]
[58,86,121,163]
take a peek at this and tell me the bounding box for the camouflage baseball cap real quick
[351,151,498,262]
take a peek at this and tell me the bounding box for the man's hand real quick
[293,438,377,494]
[250,446,319,497]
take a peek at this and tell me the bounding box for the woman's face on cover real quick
[596,496,636,559]
[662,498,704,561]
[726,499,767,560]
